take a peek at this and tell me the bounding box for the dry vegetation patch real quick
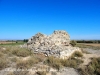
[76,43,100,50]
[0,46,84,75]
[11,48,31,57]
[0,51,4,57]
[44,51,83,70]
[78,57,100,75]
[71,51,83,58]
[0,57,9,70]
[16,56,40,69]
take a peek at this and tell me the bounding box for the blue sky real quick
[0,0,100,40]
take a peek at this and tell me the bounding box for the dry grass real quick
[71,51,83,58]
[0,57,9,70]
[0,46,31,57]
[16,56,40,69]
[84,43,100,47]
[0,46,11,54]
[0,47,10,70]
[16,60,30,69]
[0,51,4,57]
[76,43,100,50]
[81,49,90,54]
[0,41,16,44]
[44,56,62,70]
[78,57,100,75]
[44,55,83,70]
[11,48,31,57]
[10,57,18,62]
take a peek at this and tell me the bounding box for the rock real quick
[24,30,81,59]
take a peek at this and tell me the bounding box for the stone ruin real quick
[24,30,81,59]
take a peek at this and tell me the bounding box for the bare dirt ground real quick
[57,68,80,75]
[0,41,16,44]
[83,43,100,47]
[78,43,100,47]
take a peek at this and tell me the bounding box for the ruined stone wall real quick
[27,30,70,47]
[24,30,81,59]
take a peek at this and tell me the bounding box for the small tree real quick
[70,40,77,47]
[23,39,28,42]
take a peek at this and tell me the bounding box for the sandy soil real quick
[0,41,16,44]
[78,43,100,47]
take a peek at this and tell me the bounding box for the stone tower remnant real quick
[25,30,81,59]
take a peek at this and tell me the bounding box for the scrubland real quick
[0,43,100,75]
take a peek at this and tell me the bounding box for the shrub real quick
[69,59,77,68]
[71,51,83,58]
[70,40,77,47]
[44,56,62,70]
[88,65,95,74]
[36,71,46,75]
[96,68,100,75]
[61,59,78,68]
[60,59,70,67]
